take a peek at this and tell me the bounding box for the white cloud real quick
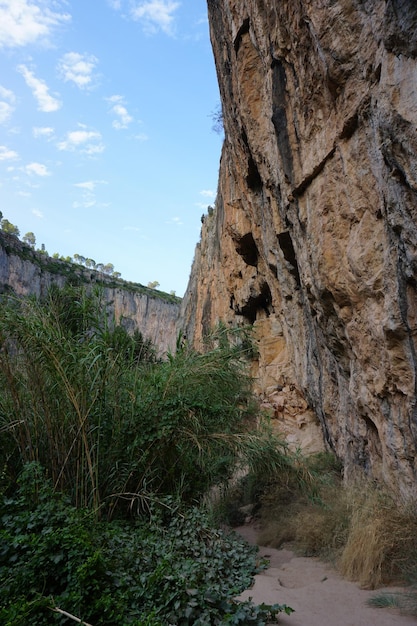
[130,1,180,35]
[57,52,98,89]
[134,132,148,142]
[199,189,215,198]
[0,85,15,103]
[25,162,51,176]
[106,95,133,129]
[73,179,108,208]
[0,0,70,49]
[74,180,107,191]
[57,125,104,154]
[74,180,95,191]
[33,126,54,138]
[0,85,16,124]
[107,0,121,9]
[18,64,61,112]
[0,145,18,160]
[18,190,31,197]
[32,208,44,218]
[0,101,13,124]
[72,199,96,209]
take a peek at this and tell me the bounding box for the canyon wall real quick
[0,233,180,356]
[181,0,417,496]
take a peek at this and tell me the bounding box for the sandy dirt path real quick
[236,524,417,626]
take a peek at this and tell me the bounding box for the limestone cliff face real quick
[0,233,180,356]
[181,0,417,496]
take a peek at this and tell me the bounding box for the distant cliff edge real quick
[0,232,180,356]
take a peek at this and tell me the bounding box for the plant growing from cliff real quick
[22,231,36,247]
[1,218,20,237]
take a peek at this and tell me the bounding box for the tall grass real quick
[339,485,417,588]
[0,285,283,517]
[251,452,417,591]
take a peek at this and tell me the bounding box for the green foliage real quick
[0,285,273,515]
[1,219,20,237]
[0,465,293,625]
[23,231,36,247]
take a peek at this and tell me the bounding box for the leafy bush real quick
[0,285,265,515]
[0,464,293,625]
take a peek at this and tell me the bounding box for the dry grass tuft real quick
[252,453,417,591]
[339,485,417,589]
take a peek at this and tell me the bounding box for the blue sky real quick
[0,0,222,295]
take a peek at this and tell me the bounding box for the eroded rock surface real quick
[181,0,417,495]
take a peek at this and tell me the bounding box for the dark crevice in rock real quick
[240,129,263,192]
[271,58,294,183]
[234,17,250,53]
[293,146,336,197]
[340,111,359,140]
[234,282,272,324]
[360,416,383,472]
[246,154,263,191]
[201,295,212,338]
[384,0,417,58]
[277,231,301,286]
[235,232,259,267]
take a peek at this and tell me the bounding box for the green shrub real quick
[0,285,279,517]
[0,464,292,625]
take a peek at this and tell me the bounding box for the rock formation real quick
[180,0,417,497]
[0,232,180,356]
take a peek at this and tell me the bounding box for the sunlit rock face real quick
[180,0,417,496]
[0,233,180,356]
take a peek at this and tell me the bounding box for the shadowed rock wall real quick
[180,0,417,496]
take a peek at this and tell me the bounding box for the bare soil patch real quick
[236,523,417,626]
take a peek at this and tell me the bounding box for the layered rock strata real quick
[0,233,180,356]
[181,0,417,496]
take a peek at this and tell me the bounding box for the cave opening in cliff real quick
[234,17,250,53]
[235,232,259,267]
[235,281,272,325]
[246,154,263,191]
[277,231,301,287]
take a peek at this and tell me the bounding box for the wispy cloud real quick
[0,85,16,124]
[73,179,108,208]
[18,65,61,112]
[199,189,215,198]
[0,0,70,49]
[130,1,180,35]
[74,180,107,191]
[32,209,44,218]
[106,95,133,129]
[74,181,95,192]
[72,199,96,209]
[33,126,55,139]
[58,125,105,155]
[25,162,51,176]
[57,52,98,89]
[0,145,18,161]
